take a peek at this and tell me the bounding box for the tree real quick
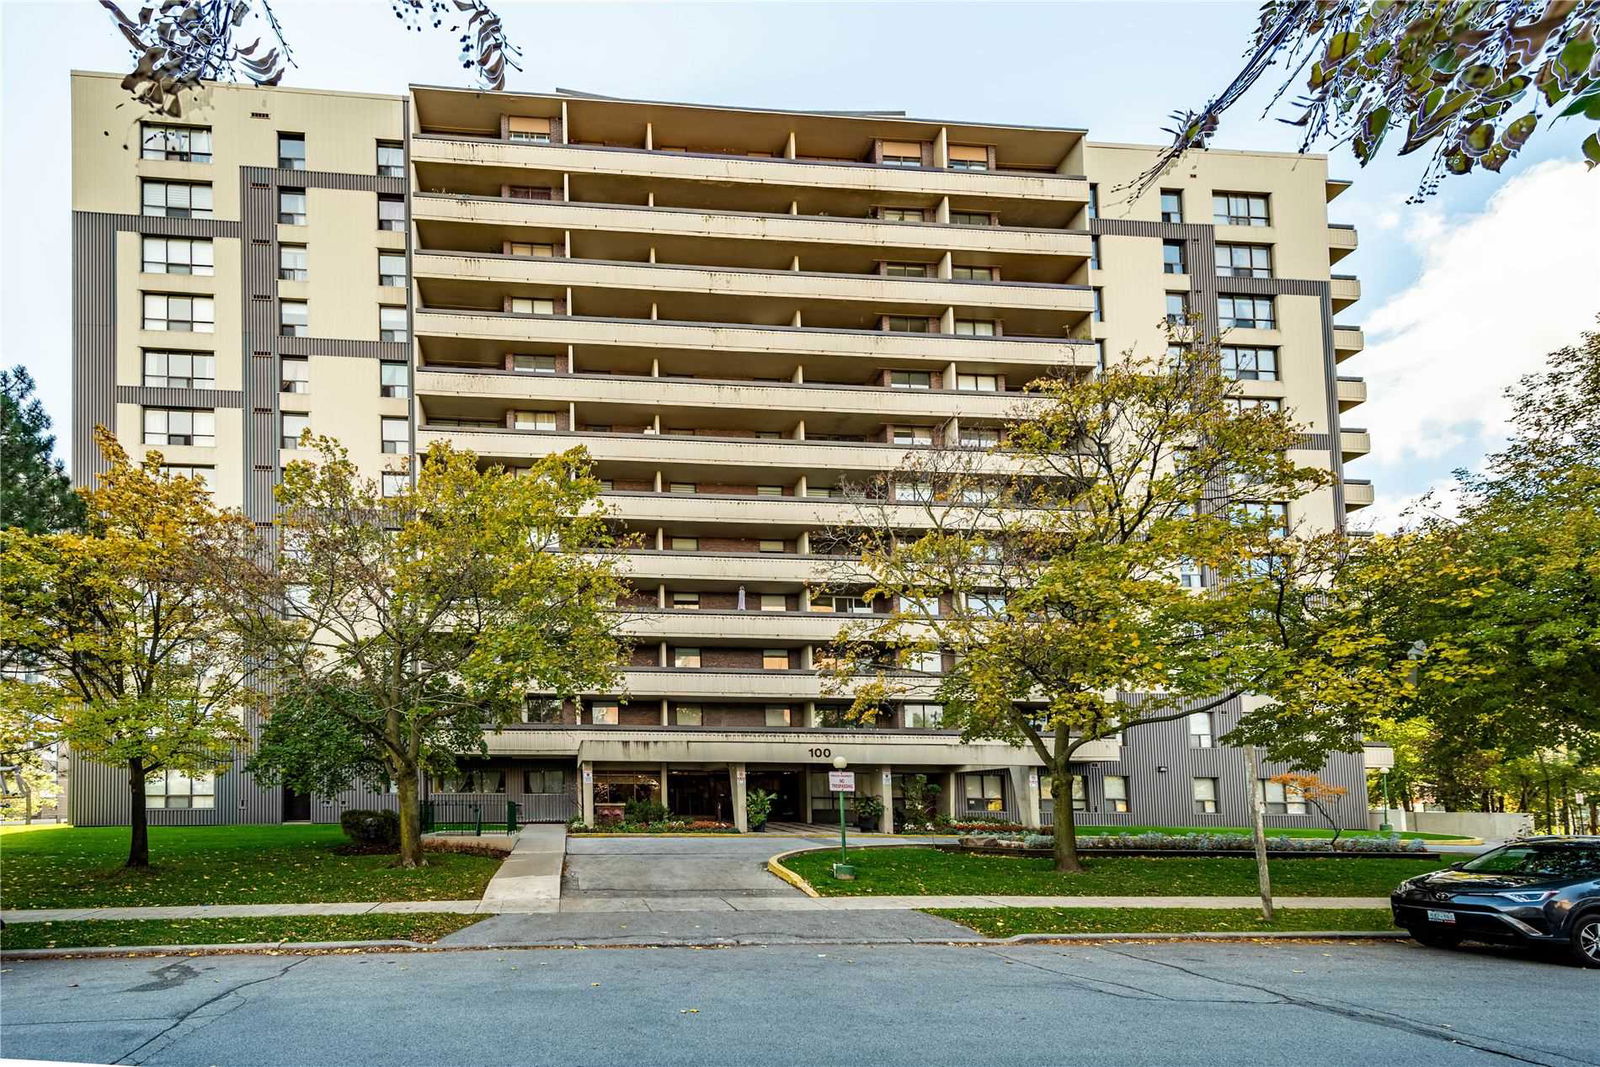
[1,366,83,534]
[1141,1,1600,200]
[233,437,627,867]
[820,338,1334,872]
[0,430,255,867]
[1270,772,1350,842]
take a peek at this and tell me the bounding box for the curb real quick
[764,850,821,897]
[0,930,1410,961]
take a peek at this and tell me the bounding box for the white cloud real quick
[1352,474,1466,535]
[1351,161,1600,472]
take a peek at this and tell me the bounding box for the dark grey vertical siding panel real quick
[277,337,410,359]
[240,169,280,522]
[115,386,244,409]
[72,212,118,487]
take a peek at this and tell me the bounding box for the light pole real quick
[1379,768,1394,834]
[833,756,849,863]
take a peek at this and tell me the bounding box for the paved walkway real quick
[475,823,564,912]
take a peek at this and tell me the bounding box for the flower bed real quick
[953,830,1432,856]
[568,819,738,834]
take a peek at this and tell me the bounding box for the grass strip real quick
[782,847,1445,897]
[1069,825,1467,841]
[0,913,485,951]
[924,906,1397,938]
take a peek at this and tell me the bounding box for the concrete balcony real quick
[414,309,1095,369]
[1328,224,1358,264]
[1335,376,1367,411]
[411,135,1091,207]
[414,251,1094,316]
[623,608,877,642]
[1333,326,1364,360]
[417,426,1029,477]
[601,491,991,532]
[1343,479,1375,510]
[616,668,941,702]
[412,194,1093,260]
[607,549,847,585]
[1331,274,1361,312]
[415,368,1038,421]
[1340,427,1371,460]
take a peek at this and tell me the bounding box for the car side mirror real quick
[1448,861,1465,870]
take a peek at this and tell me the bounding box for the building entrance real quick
[667,771,732,822]
[746,769,805,822]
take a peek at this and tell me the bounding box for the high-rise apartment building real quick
[68,72,1373,830]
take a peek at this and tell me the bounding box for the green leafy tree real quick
[233,437,628,867]
[0,429,254,867]
[1144,1,1600,200]
[1,366,83,533]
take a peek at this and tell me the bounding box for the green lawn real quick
[926,906,1397,938]
[0,913,484,951]
[0,824,502,910]
[1068,825,1469,841]
[783,846,1445,897]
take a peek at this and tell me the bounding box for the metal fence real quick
[422,791,576,833]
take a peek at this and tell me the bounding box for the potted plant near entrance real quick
[746,788,775,832]
[855,794,885,833]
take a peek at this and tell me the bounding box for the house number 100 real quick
[808,747,832,759]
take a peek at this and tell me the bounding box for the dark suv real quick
[1392,836,1600,967]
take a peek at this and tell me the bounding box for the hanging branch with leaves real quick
[391,0,523,90]
[1130,0,1600,201]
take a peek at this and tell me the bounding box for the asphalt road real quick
[3,940,1595,1066]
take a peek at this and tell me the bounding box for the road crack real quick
[114,955,311,1065]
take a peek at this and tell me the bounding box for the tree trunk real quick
[1245,746,1274,922]
[395,764,425,868]
[1051,766,1083,873]
[127,757,150,869]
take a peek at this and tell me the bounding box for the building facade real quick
[68,72,1374,831]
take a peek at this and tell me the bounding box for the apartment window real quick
[1227,396,1284,414]
[379,253,407,287]
[143,350,214,389]
[1159,189,1183,223]
[1238,501,1290,536]
[757,485,783,497]
[952,265,997,281]
[1192,777,1219,814]
[949,211,994,226]
[1161,240,1186,275]
[1221,345,1279,381]
[162,464,213,482]
[514,411,558,431]
[274,187,306,224]
[280,357,309,394]
[948,156,990,173]
[141,236,214,276]
[281,413,310,449]
[1070,776,1089,812]
[889,370,932,389]
[880,140,923,167]
[1094,340,1106,371]
[1089,235,1101,270]
[759,594,786,612]
[904,703,942,729]
[380,362,409,398]
[523,765,566,791]
[672,592,700,610]
[1188,711,1214,748]
[1215,243,1273,278]
[512,354,557,374]
[670,537,699,551]
[906,649,943,674]
[885,316,929,333]
[278,244,308,281]
[142,294,214,333]
[965,593,1004,616]
[668,482,696,494]
[957,373,999,392]
[1214,192,1270,227]
[955,319,996,337]
[590,701,619,726]
[885,262,931,277]
[279,300,309,337]
[878,206,925,222]
[376,140,404,177]
[145,770,215,810]
[758,539,785,553]
[380,417,408,454]
[893,481,933,502]
[141,123,211,162]
[377,195,405,231]
[891,425,933,446]
[764,705,792,726]
[828,595,873,614]
[1178,558,1205,590]
[901,595,940,618]
[1092,287,1103,322]
[507,185,553,201]
[142,180,213,219]
[509,242,556,257]
[511,297,556,316]
[507,116,552,144]
[762,649,789,670]
[1086,184,1099,220]
[1259,778,1308,815]
[277,133,306,170]
[960,427,1001,448]
[379,306,407,342]
[1218,295,1275,330]
[1104,775,1130,813]
[381,471,409,497]
[142,407,214,446]
[675,705,702,726]
[963,773,1005,813]
[1165,292,1189,324]
[673,647,701,669]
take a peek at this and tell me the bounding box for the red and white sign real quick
[828,771,856,793]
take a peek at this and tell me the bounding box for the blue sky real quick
[5,0,1597,527]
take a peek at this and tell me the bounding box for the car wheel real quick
[1407,926,1461,949]
[1568,913,1600,969]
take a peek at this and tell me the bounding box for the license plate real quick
[1426,909,1456,924]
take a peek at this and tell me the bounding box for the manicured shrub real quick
[340,808,400,849]
[624,799,670,824]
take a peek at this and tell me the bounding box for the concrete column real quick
[731,763,749,831]
[660,762,670,807]
[941,771,959,821]
[803,700,817,728]
[940,307,956,334]
[580,761,595,826]
[935,196,951,224]
[784,131,797,159]
[933,127,949,168]
[878,768,895,834]
[657,583,666,608]
[937,251,953,279]
[1023,768,1043,829]
[644,121,653,150]
[1006,766,1033,826]
[791,309,803,327]
[659,698,669,726]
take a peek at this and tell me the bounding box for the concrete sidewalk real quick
[476,823,564,913]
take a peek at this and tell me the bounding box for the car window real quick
[1460,844,1600,877]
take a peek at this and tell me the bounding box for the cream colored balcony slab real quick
[1333,326,1364,359]
[417,369,1038,420]
[607,549,848,584]
[1335,376,1367,410]
[1343,481,1375,509]
[413,194,1092,259]
[1331,275,1361,311]
[484,725,1118,766]
[412,136,1090,205]
[624,608,876,642]
[1328,225,1358,263]
[615,668,941,702]
[415,309,1093,368]
[1340,428,1371,459]
[601,492,999,532]
[416,252,1093,315]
